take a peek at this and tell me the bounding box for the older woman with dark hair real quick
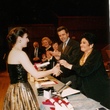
[59,33,110,109]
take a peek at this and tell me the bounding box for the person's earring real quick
[90,44,93,48]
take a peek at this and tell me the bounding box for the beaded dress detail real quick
[3,64,38,110]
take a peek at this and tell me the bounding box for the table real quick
[29,75,108,110]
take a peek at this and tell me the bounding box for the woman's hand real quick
[52,63,62,77]
[59,59,72,70]
[33,57,40,61]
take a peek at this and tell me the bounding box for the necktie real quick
[62,42,66,52]
[34,48,38,57]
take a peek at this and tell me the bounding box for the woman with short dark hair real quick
[59,32,110,109]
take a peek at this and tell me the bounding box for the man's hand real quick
[50,51,61,61]
[33,57,40,61]
[52,63,62,77]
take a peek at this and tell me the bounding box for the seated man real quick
[31,41,44,64]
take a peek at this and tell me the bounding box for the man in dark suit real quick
[31,41,44,64]
[52,26,81,89]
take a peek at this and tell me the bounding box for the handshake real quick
[34,61,62,77]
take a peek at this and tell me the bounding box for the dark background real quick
[0,0,108,25]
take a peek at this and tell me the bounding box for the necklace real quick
[80,49,92,66]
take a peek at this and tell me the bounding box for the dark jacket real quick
[43,46,54,54]
[58,38,81,89]
[71,49,110,108]
[59,38,81,77]
[31,47,44,63]
[45,56,57,70]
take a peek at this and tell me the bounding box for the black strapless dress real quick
[3,64,38,110]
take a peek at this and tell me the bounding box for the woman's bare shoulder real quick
[8,50,27,63]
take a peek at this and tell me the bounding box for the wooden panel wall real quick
[57,16,109,49]
[8,16,109,55]
[8,24,56,45]
[8,24,59,56]
[8,16,109,49]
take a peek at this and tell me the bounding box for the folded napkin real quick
[42,96,74,110]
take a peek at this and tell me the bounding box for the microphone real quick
[57,81,72,94]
